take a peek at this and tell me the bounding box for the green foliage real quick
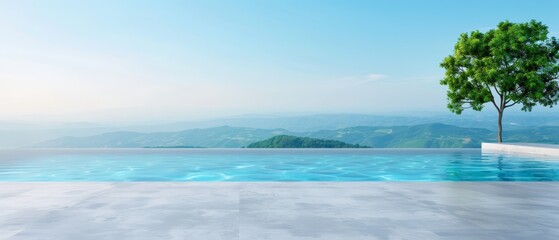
[441,20,559,114]
[246,135,368,148]
[440,20,559,142]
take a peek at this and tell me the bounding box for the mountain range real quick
[4,113,559,148]
[32,123,559,148]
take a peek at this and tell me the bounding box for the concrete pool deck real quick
[1,182,559,240]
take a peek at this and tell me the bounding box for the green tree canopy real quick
[246,135,368,148]
[440,20,559,142]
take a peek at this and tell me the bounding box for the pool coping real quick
[482,142,559,157]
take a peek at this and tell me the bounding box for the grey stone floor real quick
[1,182,559,240]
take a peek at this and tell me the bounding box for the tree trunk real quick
[497,111,503,143]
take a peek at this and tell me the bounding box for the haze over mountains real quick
[2,113,559,148]
[32,123,559,149]
[23,114,559,148]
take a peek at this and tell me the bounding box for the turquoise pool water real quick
[0,149,558,181]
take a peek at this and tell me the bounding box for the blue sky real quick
[1,0,558,121]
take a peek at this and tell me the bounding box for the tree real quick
[440,20,559,143]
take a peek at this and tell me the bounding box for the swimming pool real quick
[1,149,558,181]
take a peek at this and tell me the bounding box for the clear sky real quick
[1,0,558,122]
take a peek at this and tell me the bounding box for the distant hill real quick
[35,126,294,148]
[246,135,368,148]
[504,126,559,144]
[32,123,559,148]
[305,123,494,148]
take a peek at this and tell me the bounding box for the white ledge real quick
[482,142,559,157]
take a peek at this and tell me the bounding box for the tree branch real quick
[502,91,507,108]
[493,84,502,97]
[499,92,506,112]
[483,82,501,111]
[490,98,500,111]
[504,102,518,108]
[505,97,522,108]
